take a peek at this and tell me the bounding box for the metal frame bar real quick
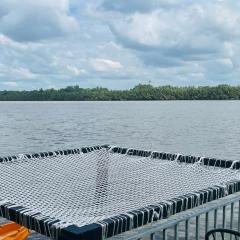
[110,192,240,240]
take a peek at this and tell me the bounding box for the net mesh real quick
[0,148,240,231]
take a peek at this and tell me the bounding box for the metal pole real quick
[222,206,226,228]
[230,202,234,240]
[150,233,155,240]
[163,229,167,240]
[196,216,200,240]
[174,224,179,240]
[230,203,234,229]
[238,201,240,232]
[185,220,189,240]
[213,208,218,239]
[205,212,209,234]
[214,209,218,229]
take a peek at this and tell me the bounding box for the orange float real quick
[0,223,29,240]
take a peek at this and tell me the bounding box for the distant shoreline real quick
[0,84,240,101]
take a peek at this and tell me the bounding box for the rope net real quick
[0,147,240,239]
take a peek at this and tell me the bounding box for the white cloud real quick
[101,0,183,13]
[0,0,78,42]
[204,58,234,74]
[103,0,240,85]
[90,58,123,72]
[0,64,36,80]
[66,65,86,76]
[13,67,36,79]
[0,0,240,89]
[2,81,18,87]
[0,34,35,50]
[110,2,240,53]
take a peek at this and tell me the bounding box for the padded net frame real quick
[0,145,240,240]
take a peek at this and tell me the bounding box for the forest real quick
[0,84,240,101]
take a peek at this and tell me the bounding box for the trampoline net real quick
[0,146,240,239]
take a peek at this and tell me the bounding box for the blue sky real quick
[0,0,240,90]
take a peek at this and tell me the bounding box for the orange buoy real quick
[0,223,29,240]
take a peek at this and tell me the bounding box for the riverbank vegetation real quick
[0,84,240,101]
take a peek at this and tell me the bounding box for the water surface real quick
[0,101,239,160]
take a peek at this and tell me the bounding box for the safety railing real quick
[110,192,240,240]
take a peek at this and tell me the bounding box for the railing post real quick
[213,208,218,239]
[174,224,179,240]
[205,212,209,234]
[230,203,234,229]
[196,216,199,240]
[150,233,155,240]
[222,206,226,228]
[185,220,189,240]
[214,209,218,229]
[163,229,167,240]
[230,202,234,240]
[238,201,240,232]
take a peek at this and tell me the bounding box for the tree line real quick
[0,84,240,101]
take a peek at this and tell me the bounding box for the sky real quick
[0,0,240,90]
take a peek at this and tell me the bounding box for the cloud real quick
[13,67,37,79]
[110,3,238,51]
[101,0,185,13]
[66,65,87,76]
[0,0,78,42]
[104,0,240,80]
[0,64,36,79]
[102,0,158,13]
[2,81,18,87]
[204,58,234,74]
[0,0,240,89]
[90,58,123,72]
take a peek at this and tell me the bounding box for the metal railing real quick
[110,192,240,240]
